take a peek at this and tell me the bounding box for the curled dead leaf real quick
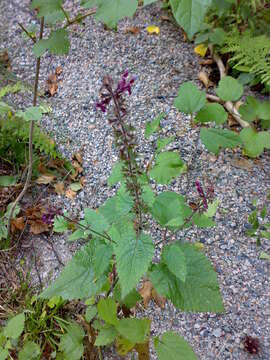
[198,70,214,90]
[73,152,83,165]
[65,189,77,200]
[199,58,214,66]
[46,73,58,97]
[29,219,49,234]
[11,217,25,232]
[54,182,65,195]
[125,26,140,34]
[139,280,166,310]
[151,288,166,309]
[55,66,63,75]
[231,158,252,171]
[36,174,55,185]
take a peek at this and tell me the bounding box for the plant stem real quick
[7,17,44,237]
[60,5,71,24]
[18,23,36,43]
[63,9,96,29]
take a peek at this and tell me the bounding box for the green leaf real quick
[209,28,226,46]
[31,0,63,17]
[261,231,270,241]
[18,341,40,360]
[59,323,84,360]
[110,222,154,298]
[0,348,9,360]
[216,76,243,101]
[53,216,69,233]
[40,241,106,300]
[115,318,151,344]
[192,214,216,228]
[96,0,138,28]
[145,113,166,138]
[141,185,155,208]
[17,106,42,121]
[70,183,82,192]
[113,284,142,308]
[0,176,17,187]
[195,103,227,125]
[156,136,175,151]
[95,325,118,346]
[85,306,97,322]
[97,298,118,325]
[151,191,192,230]
[0,101,12,115]
[33,29,69,57]
[154,331,197,360]
[68,228,86,241]
[150,152,186,184]
[4,313,25,339]
[93,243,113,277]
[108,162,124,186]
[257,101,270,120]
[84,208,109,233]
[162,244,187,282]
[169,0,212,39]
[174,82,206,114]
[144,0,158,5]
[240,128,270,158]
[204,199,219,218]
[239,96,260,122]
[200,128,241,155]
[150,244,224,312]
[259,251,270,261]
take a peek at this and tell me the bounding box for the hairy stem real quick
[18,23,36,43]
[7,17,44,237]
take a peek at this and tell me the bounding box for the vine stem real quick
[7,17,44,238]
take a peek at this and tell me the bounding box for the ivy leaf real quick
[59,323,85,360]
[150,244,224,312]
[95,325,118,346]
[154,331,197,360]
[195,103,228,125]
[200,128,241,155]
[110,222,154,298]
[149,152,186,184]
[33,29,70,57]
[169,0,212,39]
[40,241,106,299]
[162,244,187,282]
[96,0,138,29]
[151,191,192,230]
[145,113,166,138]
[31,0,63,17]
[216,76,243,101]
[115,318,151,344]
[174,81,206,114]
[97,298,118,325]
[18,342,40,360]
[240,128,270,157]
[108,161,124,186]
[4,313,25,339]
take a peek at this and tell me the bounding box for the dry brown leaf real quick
[54,182,65,195]
[160,15,170,21]
[139,280,153,308]
[65,189,77,200]
[199,58,214,65]
[79,176,86,187]
[38,162,49,174]
[74,152,83,164]
[135,342,150,360]
[46,73,58,96]
[36,174,55,185]
[152,289,166,309]
[29,219,49,234]
[72,160,83,173]
[11,217,25,232]
[55,66,63,75]
[125,26,140,34]
[231,158,252,171]
[198,70,211,89]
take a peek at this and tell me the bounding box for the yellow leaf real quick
[194,242,205,251]
[194,44,208,57]
[146,25,160,35]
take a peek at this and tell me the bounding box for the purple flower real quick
[195,180,208,209]
[41,208,62,225]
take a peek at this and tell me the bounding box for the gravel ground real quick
[1,1,270,359]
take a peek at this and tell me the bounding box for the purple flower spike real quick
[123,69,129,78]
[195,180,208,209]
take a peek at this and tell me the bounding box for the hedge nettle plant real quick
[41,71,224,359]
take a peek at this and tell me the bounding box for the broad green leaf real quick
[59,323,84,360]
[192,214,216,228]
[151,191,192,229]
[81,0,99,9]
[240,128,270,157]
[40,242,106,299]
[174,82,206,114]
[18,341,40,360]
[68,228,86,241]
[115,318,151,344]
[99,185,133,224]
[195,103,227,125]
[53,216,69,233]
[145,113,166,138]
[95,325,118,346]
[97,298,118,325]
[96,0,138,28]
[154,331,197,360]
[44,10,66,25]
[108,161,124,186]
[204,199,219,218]
[33,29,69,57]
[239,96,260,122]
[116,337,135,356]
[141,185,155,208]
[4,313,25,339]
[261,231,270,241]
[110,222,154,298]
[150,152,186,184]
[162,244,187,282]
[209,28,226,46]
[169,0,212,39]
[93,243,113,277]
[0,101,12,115]
[70,183,82,192]
[31,0,63,17]
[216,76,243,101]
[113,284,142,308]
[85,306,97,322]
[0,348,9,360]
[200,128,241,154]
[150,244,224,312]
[257,101,270,120]
[84,208,109,233]
[0,176,17,187]
[156,136,175,151]
[17,106,42,121]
